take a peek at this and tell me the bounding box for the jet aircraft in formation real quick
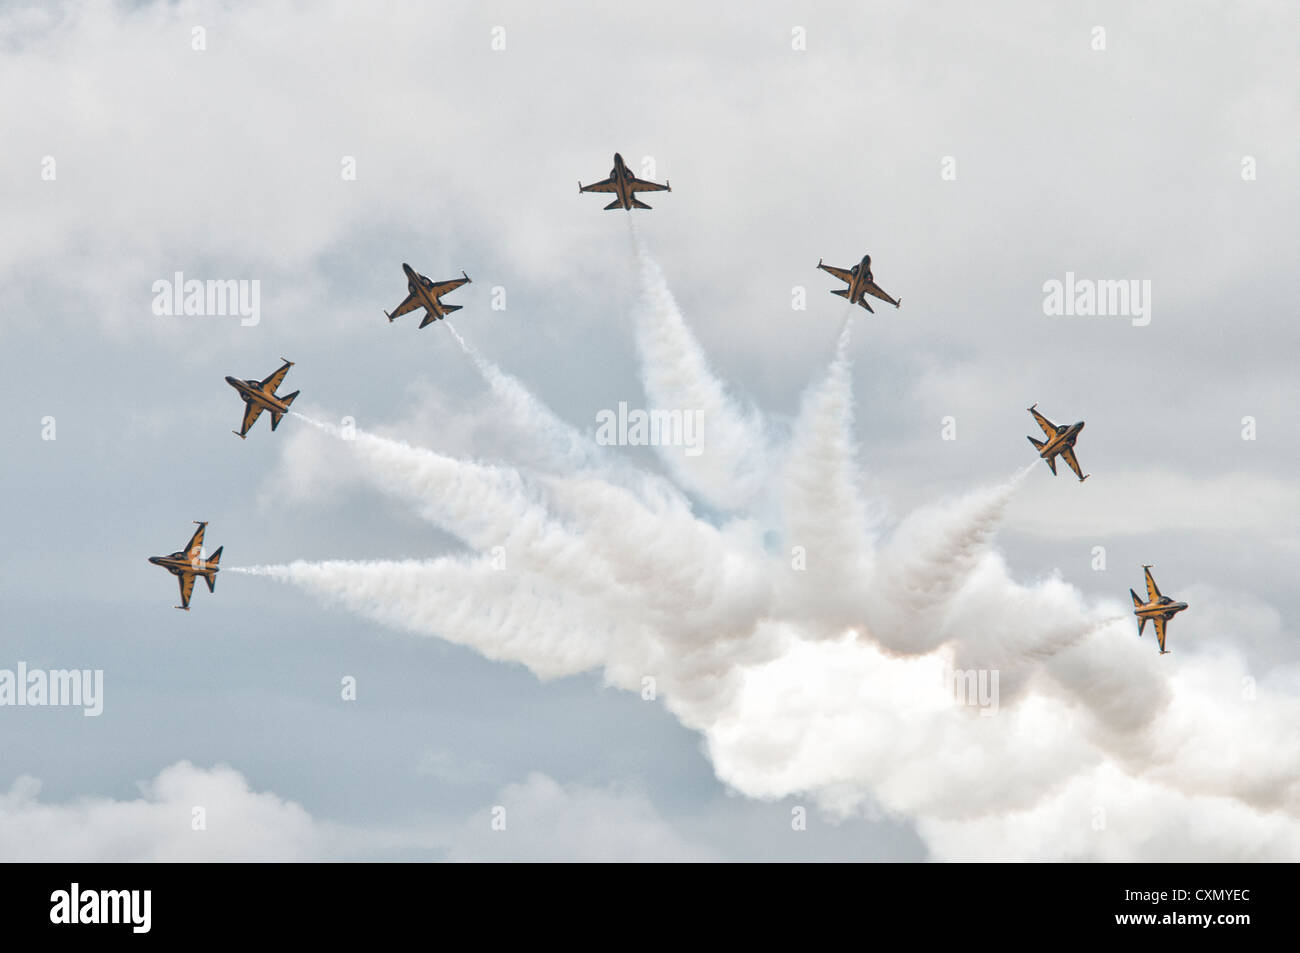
[579,152,671,210]
[152,152,1193,649]
[226,358,299,439]
[1026,404,1089,482]
[1130,565,1188,654]
[386,262,471,328]
[149,522,222,611]
[817,254,902,313]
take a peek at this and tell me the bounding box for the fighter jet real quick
[149,521,222,611]
[226,358,299,439]
[816,255,902,313]
[1130,565,1188,654]
[1026,404,1089,482]
[386,263,471,328]
[579,152,671,210]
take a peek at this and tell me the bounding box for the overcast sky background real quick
[1,0,1297,861]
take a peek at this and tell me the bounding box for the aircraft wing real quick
[1061,446,1086,481]
[239,401,265,436]
[862,280,901,308]
[628,176,669,192]
[388,293,421,319]
[1144,566,1162,602]
[427,276,470,298]
[1153,615,1168,653]
[1029,406,1056,437]
[185,523,206,562]
[818,263,855,283]
[580,176,619,193]
[177,571,195,610]
[260,362,292,393]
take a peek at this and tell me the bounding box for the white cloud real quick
[443,772,715,862]
[0,761,712,862]
[0,761,324,861]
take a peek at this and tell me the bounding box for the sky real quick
[1,0,1297,861]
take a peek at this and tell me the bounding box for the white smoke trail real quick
[630,228,770,510]
[778,314,876,632]
[241,283,1300,859]
[282,411,774,713]
[445,322,602,473]
[232,558,617,678]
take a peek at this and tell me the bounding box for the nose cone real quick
[225,376,237,386]
[148,556,161,565]
[614,152,623,162]
[1076,421,1086,432]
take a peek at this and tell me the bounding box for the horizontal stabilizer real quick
[441,304,462,315]
[831,289,851,298]
[1027,436,1045,450]
[856,297,875,313]
[1130,588,1143,608]
[630,197,652,209]
[604,198,624,210]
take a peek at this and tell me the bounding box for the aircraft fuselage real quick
[402,262,448,318]
[148,552,217,576]
[1037,421,1084,459]
[225,376,291,413]
[609,153,634,209]
[847,255,874,303]
[1134,599,1188,622]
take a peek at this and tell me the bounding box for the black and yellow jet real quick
[817,255,902,313]
[149,521,222,611]
[1130,565,1188,654]
[579,152,671,210]
[386,263,471,328]
[1026,404,1089,482]
[226,358,299,439]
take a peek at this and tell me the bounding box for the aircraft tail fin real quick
[604,198,624,210]
[205,547,222,592]
[630,197,652,209]
[1027,436,1045,450]
[271,392,299,431]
